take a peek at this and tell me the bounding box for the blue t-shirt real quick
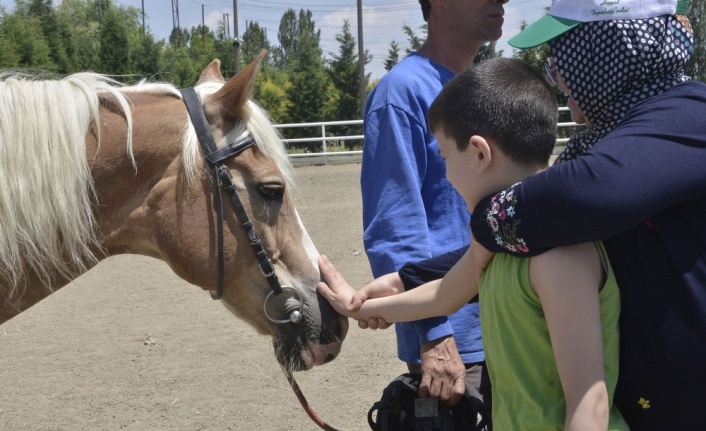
[361,53,483,364]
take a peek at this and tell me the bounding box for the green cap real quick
[508,0,688,50]
[508,15,581,49]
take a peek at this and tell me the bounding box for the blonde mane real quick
[0,71,291,299]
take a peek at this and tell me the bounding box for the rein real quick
[179,88,302,324]
[284,368,342,431]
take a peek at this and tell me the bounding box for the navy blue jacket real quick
[469,81,706,431]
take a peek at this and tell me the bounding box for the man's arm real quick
[362,85,473,405]
[361,104,436,276]
[362,102,463,387]
[398,245,469,291]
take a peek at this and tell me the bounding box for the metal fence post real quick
[321,124,327,165]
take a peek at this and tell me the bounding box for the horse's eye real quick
[258,183,284,200]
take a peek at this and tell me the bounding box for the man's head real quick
[422,0,508,43]
[420,0,432,21]
[429,57,558,167]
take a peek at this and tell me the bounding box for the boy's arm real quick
[317,249,480,323]
[530,243,610,431]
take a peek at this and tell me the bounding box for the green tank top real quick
[479,242,629,431]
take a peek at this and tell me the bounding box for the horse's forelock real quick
[189,82,295,188]
[242,101,295,188]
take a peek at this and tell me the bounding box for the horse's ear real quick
[198,59,224,83]
[210,50,267,118]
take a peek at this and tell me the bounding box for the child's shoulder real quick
[529,242,604,295]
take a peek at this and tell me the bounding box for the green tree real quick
[326,20,368,147]
[159,46,197,87]
[403,24,426,54]
[241,21,271,66]
[57,0,101,71]
[384,40,400,72]
[188,24,219,68]
[21,0,75,73]
[169,26,189,49]
[256,68,291,123]
[281,9,328,150]
[0,13,53,69]
[0,25,20,67]
[475,44,502,63]
[131,34,163,79]
[213,18,235,77]
[99,4,129,74]
[273,8,297,69]
[685,0,704,81]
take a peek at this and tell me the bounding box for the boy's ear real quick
[469,135,492,172]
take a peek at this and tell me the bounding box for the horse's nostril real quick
[324,354,335,363]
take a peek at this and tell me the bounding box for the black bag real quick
[367,373,491,431]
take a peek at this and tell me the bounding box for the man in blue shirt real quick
[361,0,507,405]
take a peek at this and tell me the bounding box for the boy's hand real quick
[353,272,404,330]
[317,255,362,319]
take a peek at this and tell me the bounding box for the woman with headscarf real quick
[469,0,705,429]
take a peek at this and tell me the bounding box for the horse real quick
[0,51,348,372]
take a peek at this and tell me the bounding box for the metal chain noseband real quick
[179,87,303,325]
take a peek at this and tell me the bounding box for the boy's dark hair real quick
[429,57,558,166]
[419,0,431,21]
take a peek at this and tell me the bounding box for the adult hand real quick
[352,272,404,330]
[418,336,467,406]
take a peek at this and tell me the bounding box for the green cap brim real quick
[508,15,582,49]
[677,0,688,14]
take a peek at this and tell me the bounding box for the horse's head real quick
[0,57,347,370]
[139,53,348,371]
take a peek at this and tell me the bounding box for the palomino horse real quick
[0,52,348,372]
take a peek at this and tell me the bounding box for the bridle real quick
[180,87,303,325]
[180,87,341,431]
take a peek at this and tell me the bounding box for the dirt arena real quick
[0,163,407,431]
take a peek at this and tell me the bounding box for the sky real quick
[1,0,550,79]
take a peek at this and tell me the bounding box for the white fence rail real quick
[275,107,581,166]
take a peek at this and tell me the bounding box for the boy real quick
[317,58,628,431]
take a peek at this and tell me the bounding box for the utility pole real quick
[232,0,241,72]
[356,0,366,115]
[172,0,180,30]
[224,14,231,39]
[171,0,180,47]
[96,0,108,23]
[141,0,145,37]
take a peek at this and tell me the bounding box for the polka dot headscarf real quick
[552,15,694,163]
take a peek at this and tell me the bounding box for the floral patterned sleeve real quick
[471,82,706,258]
[481,183,532,254]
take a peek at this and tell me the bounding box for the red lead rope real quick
[284,369,342,431]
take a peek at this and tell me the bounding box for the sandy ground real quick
[0,163,407,431]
